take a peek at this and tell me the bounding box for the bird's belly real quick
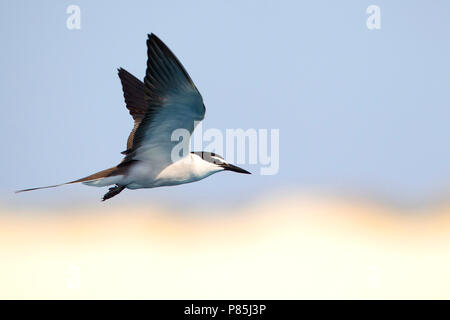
[124,162,159,189]
[153,173,201,187]
[124,157,212,189]
[123,161,196,189]
[151,161,203,188]
[126,174,199,189]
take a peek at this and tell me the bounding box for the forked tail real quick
[15,183,69,193]
[15,166,123,194]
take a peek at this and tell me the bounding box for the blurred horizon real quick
[2,192,450,299]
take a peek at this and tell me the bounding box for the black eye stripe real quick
[191,151,224,164]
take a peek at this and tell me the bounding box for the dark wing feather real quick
[118,68,147,120]
[117,68,147,153]
[121,34,205,166]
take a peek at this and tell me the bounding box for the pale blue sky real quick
[1,0,449,206]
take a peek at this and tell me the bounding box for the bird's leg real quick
[102,185,125,201]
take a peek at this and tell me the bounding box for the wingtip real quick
[147,33,163,45]
[117,67,127,77]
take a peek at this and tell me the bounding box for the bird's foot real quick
[102,185,125,201]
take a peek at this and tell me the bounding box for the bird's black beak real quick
[221,163,251,174]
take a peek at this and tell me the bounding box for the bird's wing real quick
[117,68,147,153]
[121,34,205,169]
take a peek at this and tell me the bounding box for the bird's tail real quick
[15,166,122,194]
[15,183,69,193]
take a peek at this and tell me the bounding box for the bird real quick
[16,33,250,201]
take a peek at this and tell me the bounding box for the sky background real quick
[1,0,449,207]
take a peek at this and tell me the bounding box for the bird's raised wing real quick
[117,68,147,153]
[121,34,205,169]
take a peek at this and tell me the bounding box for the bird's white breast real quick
[126,153,222,189]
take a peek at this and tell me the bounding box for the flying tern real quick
[17,34,250,201]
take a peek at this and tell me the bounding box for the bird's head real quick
[191,152,251,174]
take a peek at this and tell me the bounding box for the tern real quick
[17,34,250,201]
